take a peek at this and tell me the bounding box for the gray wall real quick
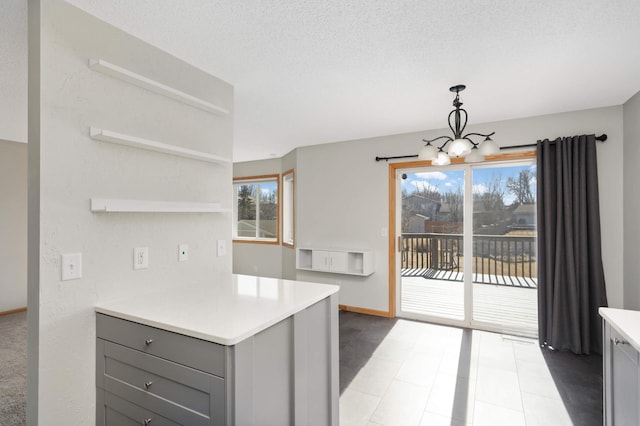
[234,106,625,312]
[624,90,640,309]
[29,2,233,423]
[0,0,27,144]
[0,140,27,311]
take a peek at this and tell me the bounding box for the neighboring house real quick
[403,195,440,218]
[512,203,537,229]
[407,213,429,233]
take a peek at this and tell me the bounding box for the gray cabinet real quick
[603,320,640,425]
[96,293,339,425]
[96,315,226,425]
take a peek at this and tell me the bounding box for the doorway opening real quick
[390,156,538,337]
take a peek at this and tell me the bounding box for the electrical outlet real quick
[133,247,149,270]
[178,244,189,262]
[61,253,82,281]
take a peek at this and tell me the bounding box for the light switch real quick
[217,240,226,257]
[61,253,82,281]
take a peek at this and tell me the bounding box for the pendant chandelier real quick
[419,84,498,165]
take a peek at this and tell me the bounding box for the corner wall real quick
[30,2,233,423]
[0,140,27,312]
[623,90,640,309]
[232,158,283,278]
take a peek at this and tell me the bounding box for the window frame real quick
[232,174,280,245]
[282,169,295,248]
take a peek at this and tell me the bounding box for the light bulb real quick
[418,144,438,160]
[432,151,451,166]
[465,147,484,163]
[448,138,472,157]
[479,138,499,155]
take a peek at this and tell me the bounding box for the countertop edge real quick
[95,283,338,346]
[599,307,640,351]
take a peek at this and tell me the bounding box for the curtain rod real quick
[499,134,607,151]
[374,133,607,162]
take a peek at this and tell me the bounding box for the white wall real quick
[235,106,625,312]
[29,2,233,423]
[0,140,27,311]
[624,90,640,310]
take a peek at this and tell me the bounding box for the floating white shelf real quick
[296,248,374,276]
[91,198,230,213]
[89,127,230,164]
[89,58,229,116]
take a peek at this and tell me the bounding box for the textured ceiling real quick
[33,2,640,160]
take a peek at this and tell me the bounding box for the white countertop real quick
[95,274,339,345]
[599,307,640,351]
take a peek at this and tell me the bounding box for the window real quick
[233,174,279,244]
[282,169,295,247]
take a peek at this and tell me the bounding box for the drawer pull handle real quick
[144,381,153,390]
[143,419,152,426]
[144,338,153,346]
[614,338,628,345]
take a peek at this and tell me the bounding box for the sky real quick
[401,163,537,206]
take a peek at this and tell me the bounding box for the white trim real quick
[90,127,230,164]
[90,198,229,213]
[89,58,229,116]
[233,237,278,243]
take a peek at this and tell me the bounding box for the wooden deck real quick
[400,274,538,337]
[401,268,537,288]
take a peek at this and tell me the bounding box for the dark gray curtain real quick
[537,134,608,355]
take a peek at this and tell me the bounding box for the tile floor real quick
[339,311,602,426]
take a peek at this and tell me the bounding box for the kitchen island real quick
[95,274,339,425]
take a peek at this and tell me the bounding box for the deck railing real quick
[401,233,537,286]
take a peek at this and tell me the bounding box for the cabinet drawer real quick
[610,326,639,366]
[97,313,225,377]
[102,390,182,426]
[98,340,223,417]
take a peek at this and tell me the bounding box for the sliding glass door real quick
[396,160,537,337]
[470,163,538,336]
[399,168,466,321]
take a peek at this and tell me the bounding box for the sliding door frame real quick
[387,151,536,322]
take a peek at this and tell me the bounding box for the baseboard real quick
[0,307,27,316]
[338,304,393,318]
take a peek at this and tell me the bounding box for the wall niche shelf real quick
[296,248,374,276]
[89,127,230,164]
[90,198,230,213]
[89,58,229,116]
